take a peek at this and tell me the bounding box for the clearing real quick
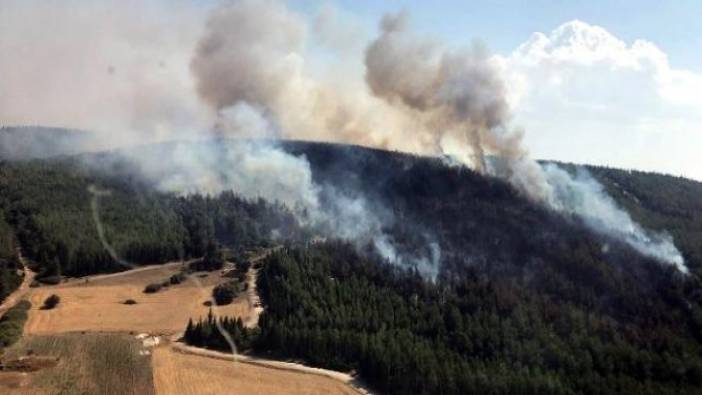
[24,261,249,335]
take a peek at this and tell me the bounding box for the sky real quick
[290,0,702,179]
[295,0,702,72]
[1,0,701,180]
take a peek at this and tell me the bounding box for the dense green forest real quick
[187,242,702,395]
[590,166,702,272]
[0,158,301,278]
[0,217,22,303]
[2,136,702,393]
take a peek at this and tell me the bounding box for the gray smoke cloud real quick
[361,12,686,272]
[541,164,686,272]
[0,0,685,274]
[364,12,551,202]
[187,0,441,276]
[0,0,211,148]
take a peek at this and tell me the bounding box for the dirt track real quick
[243,254,266,328]
[0,249,36,319]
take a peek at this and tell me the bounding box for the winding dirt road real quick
[0,249,36,319]
[170,246,373,394]
[243,249,274,328]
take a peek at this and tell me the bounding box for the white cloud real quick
[499,20,702,180]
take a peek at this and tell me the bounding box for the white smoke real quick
[0,0,686,274]
[541,164,686,273]
[364,12,553,203]
[0,0,210,147]
[362,12,686,272]
[122,137,439,277]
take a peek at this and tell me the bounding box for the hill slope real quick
[1,136,701,393]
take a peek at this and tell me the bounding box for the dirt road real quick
[243,247,283,328]
[169,340,361,387]
[169,247,372,394]
[0,249,36,319]
[62,260,189,286]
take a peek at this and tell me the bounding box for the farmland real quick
[24,262,250,335]
[152,347,361,395]
[0,333,154,395]
[0,257,364,395]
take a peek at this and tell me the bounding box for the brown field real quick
[24,263,250,335]
[4,258,365,395]
[0,333,154,395]
[152,347,360,395]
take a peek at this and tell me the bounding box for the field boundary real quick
[169,338,370,394]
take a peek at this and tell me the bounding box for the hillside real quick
[0,137,701,393]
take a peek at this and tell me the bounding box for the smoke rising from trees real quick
[0,0,686,272]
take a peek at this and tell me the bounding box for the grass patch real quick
[0,300,31,348]
[3,333,155,395]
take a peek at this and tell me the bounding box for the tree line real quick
[0,160,303,280]
[0,217,22,303]
[186,242,702,395]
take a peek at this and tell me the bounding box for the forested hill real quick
[1,136,702,392]
[0,126,98,160]
[1,138,701,283]
[589,166,702,269]
[0,158,303,279]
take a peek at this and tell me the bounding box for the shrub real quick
[143,283,162,294]
[170,272,186,285]
[237,260,251,273]
[212,282,240,306]
[189,241,225,272]
[123,299,137,305]
[42,294,60,310]
[38,275,61,285]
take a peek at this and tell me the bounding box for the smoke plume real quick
[0,0,686,273]
[542,165,686,272]
[364,12,551,202]
[361,12,685,271]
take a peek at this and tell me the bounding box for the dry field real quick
[24,263,250,335]
[3,258,365,395]
[0,333,154,395]
[152,347,360,395]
